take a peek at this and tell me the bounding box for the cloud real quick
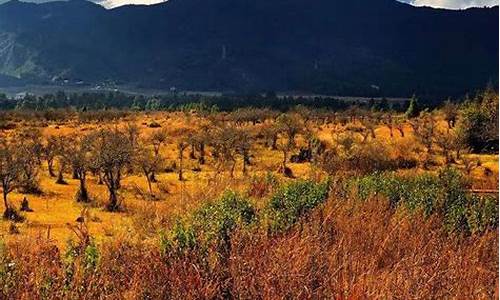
[401,0,498,9]
[97,0,163,8]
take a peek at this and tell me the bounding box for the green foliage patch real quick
[265,180,330,233]
[351,167,498,234]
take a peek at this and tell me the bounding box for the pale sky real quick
[0,0,497,9]
[401,0,498,9]
[98,0,499,9]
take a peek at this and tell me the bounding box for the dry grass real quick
[0,111,497,298]
[1,195,497,299]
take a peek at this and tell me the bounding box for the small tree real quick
[172,128,192,181]
[66,134,94,203]
[442,100,459,129]
[43,135,58,177]
[210,126,239,177]
[412,112,435,153]
[54,135,71,184]
[15,129,43,194]
[136,141,163,195]
[394,118,406,137]
[275,114,302,175]
[457,88,499,153]
[235,129,252,175]
[260,124,279,150]
[149,129,168,182]
[90,129,134,211]
[405,95,420,119]
[0,138,22,220]
[434,129,453,164]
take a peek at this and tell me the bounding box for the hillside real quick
[0,0,498,98]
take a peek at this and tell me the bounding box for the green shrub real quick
[466,195,499,234]
[161,191,256,256]
[83,242,100,272]
[351,167,495,234]
[192,191,256,248]
[266,180,329,233]
[0,239,17,295]
[159,221,198,256]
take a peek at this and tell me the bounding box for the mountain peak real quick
[0,0,497,97]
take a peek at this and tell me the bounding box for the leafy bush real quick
[160,222,198,256]
[161,191,256,256]
[351,167,497,234]
[83,242,100,272]
[466,195,499,234]
[457,88,498,153]
[192,191,256,247]
[266,180,329,233]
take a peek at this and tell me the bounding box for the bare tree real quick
[275,113,302,175]
[136,140,163,195]
[383,114,394,138]
[149,129,168,182]
[90,129,134,211]
[394,118,406,137]
[54,135,72,184]
[0,138,22,220]
[66,134,94,203]
[43,135,58,177]
[360,118,376,142]
[15,129,43,194]
[442,100,459,129]
[235,128,252,175]
[411,112,436,153]
[434,129,453,164]
[210,126,238,177]
[172,128,191,181]
[260,124,279,150]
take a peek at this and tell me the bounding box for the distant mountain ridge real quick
[0,0,498,98]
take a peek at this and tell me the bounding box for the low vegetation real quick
[0,88,497,298]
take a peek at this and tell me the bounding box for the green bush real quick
[192,191,256,247]
[351,167,497,234]
[161,191,256,256]
[266,180,329,233]
[160,221,198,256]
[466,195,499,234]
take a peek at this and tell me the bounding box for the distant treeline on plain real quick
[0,91,421,112]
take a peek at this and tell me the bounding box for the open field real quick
[0,91,498,298]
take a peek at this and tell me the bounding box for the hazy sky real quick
[401,0,498,9]
[0,0,497,9]
[99,0,499,9]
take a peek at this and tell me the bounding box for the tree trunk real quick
[146,172,153,195]
[107,187,119,211]
[3,189,9,217]
[48,160,55,177]
[178,156,184,181]
[149,172,157,183]
[199,143,205,165]
[282,150,288,169]
[230,160,236,178]
[76,174,89,203]
[56,169,66,184]
[271,136,277,150]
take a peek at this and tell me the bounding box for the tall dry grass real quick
[1,194,497,299]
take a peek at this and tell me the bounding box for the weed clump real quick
[161,191,256,257]
[266,179,329,233]
[351,167,498,234]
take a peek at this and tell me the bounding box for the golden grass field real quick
[0,111,497,248]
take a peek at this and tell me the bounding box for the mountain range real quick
[0,0,498,98]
